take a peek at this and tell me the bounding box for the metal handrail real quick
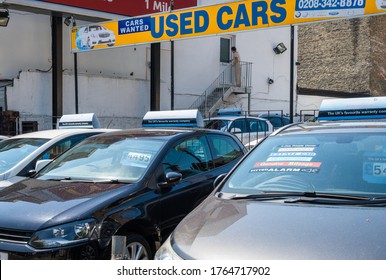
[189,61,252,118]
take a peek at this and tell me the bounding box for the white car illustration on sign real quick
[76,25,116,50]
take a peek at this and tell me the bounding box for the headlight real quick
[154,234,183,260]
[29,219,96,249]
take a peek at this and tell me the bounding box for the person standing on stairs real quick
[231,46,241,87]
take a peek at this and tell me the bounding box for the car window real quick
[163,136,212,178]
[205,119,229,131]
[268,117,283,128]
[206,134,244,167]
[17,133,99,177]
[42,134,96,160]
[222,133,386,197]
[248,119,269,132]
[229,119,247,134]
[282,118,290,126]
[38,137,165,182]
[0,138,48,174]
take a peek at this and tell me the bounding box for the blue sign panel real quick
[118,17,152,35]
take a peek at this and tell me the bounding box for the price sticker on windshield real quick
[363,157,386,183]
[121,151,152,166]
[294,0,366,18]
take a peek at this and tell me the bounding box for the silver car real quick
[156,117,386,260]
[0,128,114,188]
[204,115,273,148]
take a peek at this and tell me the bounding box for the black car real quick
[155,98,386,260]
[0,127,246,260]
[258,112,291,129]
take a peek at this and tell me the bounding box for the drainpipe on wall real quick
[51,15,63,129]
[289,25,295,123]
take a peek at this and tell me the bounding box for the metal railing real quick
[189,61,252,118]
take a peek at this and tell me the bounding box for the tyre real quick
[87,37,94,49]
[125,233,152,260]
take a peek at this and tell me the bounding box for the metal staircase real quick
[189,61,252,118]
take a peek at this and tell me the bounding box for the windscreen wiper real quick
[219,191,375,203]
[284,193,386,205]
[46,177,72,181]
[219,191,316,201]
[46,178,126,183]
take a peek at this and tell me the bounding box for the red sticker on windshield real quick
[254,162,322,168]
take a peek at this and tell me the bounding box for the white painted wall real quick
[0,2,318,132]
[0,12,51,79]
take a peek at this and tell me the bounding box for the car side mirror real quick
[213,173,227,189]
[34,159,53,174]
[158,172,182,190]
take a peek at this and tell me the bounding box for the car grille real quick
[99,33,110,38]
[0,228,33,244]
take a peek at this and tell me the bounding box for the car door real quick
[229,118,249,145]
[149,135,214,238]
[248,118,271,142]
[146,133,245,241]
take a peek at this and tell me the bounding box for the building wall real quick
[369,15,386,96]
[1,4,293,132]
[297,15,386,99]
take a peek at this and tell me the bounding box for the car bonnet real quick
[0,178,134,231]
[172,196,386,259]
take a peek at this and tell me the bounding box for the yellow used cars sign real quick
[71,0,386,52]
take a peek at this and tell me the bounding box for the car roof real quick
[271,119,386,136]
[9,128,115,140]
[204,115,270,122]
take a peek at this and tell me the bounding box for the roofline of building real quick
[298,87,371,98]
[0,0,125,22]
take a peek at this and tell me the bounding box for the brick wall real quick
[369,15,386,96]
[297,15,386,96]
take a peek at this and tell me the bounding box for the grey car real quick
[155,117,386,260]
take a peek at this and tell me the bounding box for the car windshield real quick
[204,119,230,131]
[221,132,386,198]
[0,138,48,174]
[37,136,165,183]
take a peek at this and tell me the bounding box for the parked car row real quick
[0,110,247,260]
[3,97,385,261]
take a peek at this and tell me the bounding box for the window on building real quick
[220,37,231,63]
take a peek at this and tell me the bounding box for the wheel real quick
[125,233,152,260]
[87,37,94,49]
